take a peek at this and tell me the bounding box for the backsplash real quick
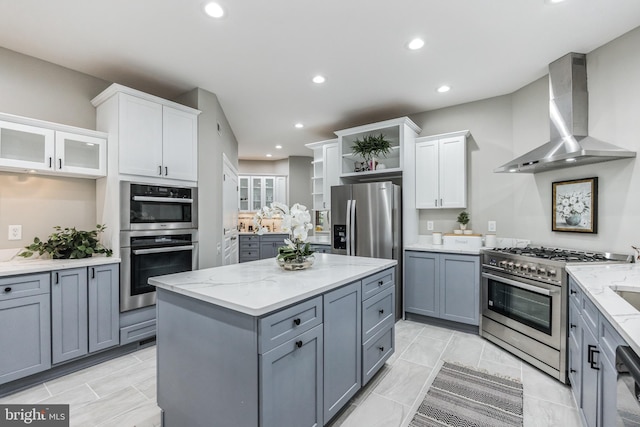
[238,212,283,233]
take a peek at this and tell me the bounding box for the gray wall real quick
[0,47,109,250]
[175,89,239,269]
[411,25,640,254]
[288,156,313,209]
[239,159,288,175]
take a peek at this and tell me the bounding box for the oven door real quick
[482,270,562,349]
[121,182,197,230]
[120,230,198,312]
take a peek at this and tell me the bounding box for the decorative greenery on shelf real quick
[457,211,470,226]
[351,133,392,163]
[19,224,113,259]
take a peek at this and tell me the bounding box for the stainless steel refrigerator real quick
[331,182,402,317]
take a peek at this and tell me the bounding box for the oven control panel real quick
[485,255,559,283]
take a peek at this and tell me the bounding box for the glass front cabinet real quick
[239,175,286,211]
[0,116,107,178]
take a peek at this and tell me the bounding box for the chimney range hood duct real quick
[495,52,635,173]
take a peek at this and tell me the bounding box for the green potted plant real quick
[351,133,392,170]
[19,224,113,259]
[456,211,470,231]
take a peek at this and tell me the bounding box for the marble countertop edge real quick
[566,263,640,356]
[0,256,121,277]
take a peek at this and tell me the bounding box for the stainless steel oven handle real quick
[132,196,194,203]
[133,245,195,255]
[482,272,556,296]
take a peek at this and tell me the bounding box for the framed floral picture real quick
[552,177,598,233]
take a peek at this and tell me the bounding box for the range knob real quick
[548,269,557,278]
[538,267,547,276]
[515,263,521,271]
[528,265,537,273]
[507,262,515,269]
[498,261,507,268]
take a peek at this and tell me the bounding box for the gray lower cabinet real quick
[323,281,361,422]
[404,251,480,325]
[260,325,324,427]
[240,234,289,263]
[52,264,120,365]
[51,267,88,364]
[0,273,51,385]
[568,276,626,427]
[88,264,120,352]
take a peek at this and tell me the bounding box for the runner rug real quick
[408,362,523,427]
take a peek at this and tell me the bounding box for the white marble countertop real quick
[150,253,396,316]
[567,263,640,356]
[308,235,330,245]
[0,251,121,277]
[404,242,482,255]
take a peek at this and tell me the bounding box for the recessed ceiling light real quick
[566,158,576,162]
[275,145,283,149]
[546,0,566,4]
[295,123,304,129]
[312,75,326,84]
[266,154,273,158]
[508,168,518,173]
[437,85,451,93]
[407,38,425,50]
[204,2,224,18]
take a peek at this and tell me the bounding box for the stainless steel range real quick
[480,246,632,384]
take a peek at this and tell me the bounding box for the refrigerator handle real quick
[346,199,352,256]
[350,199,356,255]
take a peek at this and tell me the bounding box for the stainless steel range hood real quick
[495,53,635,173]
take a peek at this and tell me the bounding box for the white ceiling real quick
[1,0,639,160]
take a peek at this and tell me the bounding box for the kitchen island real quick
[150,253,397,427]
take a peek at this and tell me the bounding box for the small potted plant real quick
[457,211,470,231]
[19,224,113,259]
[351,133,392,171]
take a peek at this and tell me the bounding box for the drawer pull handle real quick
[4,287,11,293]
[293,318,301,326]
[378,280,383,286]
[378,346,385,352]
[587,345,600,370]
[570,290,577,295]
[570,369,576,373]
[295,340,303,348]
[378,309,384,315]
[570,323,576,329]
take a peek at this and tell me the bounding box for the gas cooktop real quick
[486,246,631,263]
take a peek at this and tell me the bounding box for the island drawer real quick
[568,277,582,307]
[362,286,394,343]
[362,325,394,385]
[240,235,259,242]
[362,268,394,301]
[0,273,51,301]
[240,241,260,250]
[259,296,323,353]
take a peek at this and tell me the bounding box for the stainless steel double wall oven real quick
[120,182,198,312]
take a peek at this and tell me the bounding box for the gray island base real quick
[150,253,397,427]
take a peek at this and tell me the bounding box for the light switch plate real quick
[8,225,22,240]
[427,221,434,231]
[488,221,497,232]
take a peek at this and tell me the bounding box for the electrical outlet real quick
[8,225,22,240]
[427,221,434,231]
[488,221,497,232]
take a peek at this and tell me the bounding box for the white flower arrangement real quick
[253,202,314,262]
[556,190,590,220]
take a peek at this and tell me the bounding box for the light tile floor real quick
[0,320,582,427]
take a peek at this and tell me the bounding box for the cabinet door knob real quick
[49,157,53,168]
[158,166,162,175]
[570,323,576,329]
[293,318,301,326]
[91,268,95,279]
[435,199,438,206]
[378,280,383,286]
[295,340,303,348]
[378,346,385,352]
[378,309,384,315]
[165,166,168,176]
[58,158,62,169]
[4,287,11,293]
[570,369,576,373]
[570,289,576,295]
[55,272,59,284]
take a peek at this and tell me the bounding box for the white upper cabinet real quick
[0,114,107,178]
[335,117,421,179]
[415,130,469,209]
[239,175,287,211]
[305,138,340,211]
[92,84,200,183]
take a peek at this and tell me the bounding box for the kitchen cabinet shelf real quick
[335,117,420,178]
[238,175,287,211]
[305,138,340,211]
